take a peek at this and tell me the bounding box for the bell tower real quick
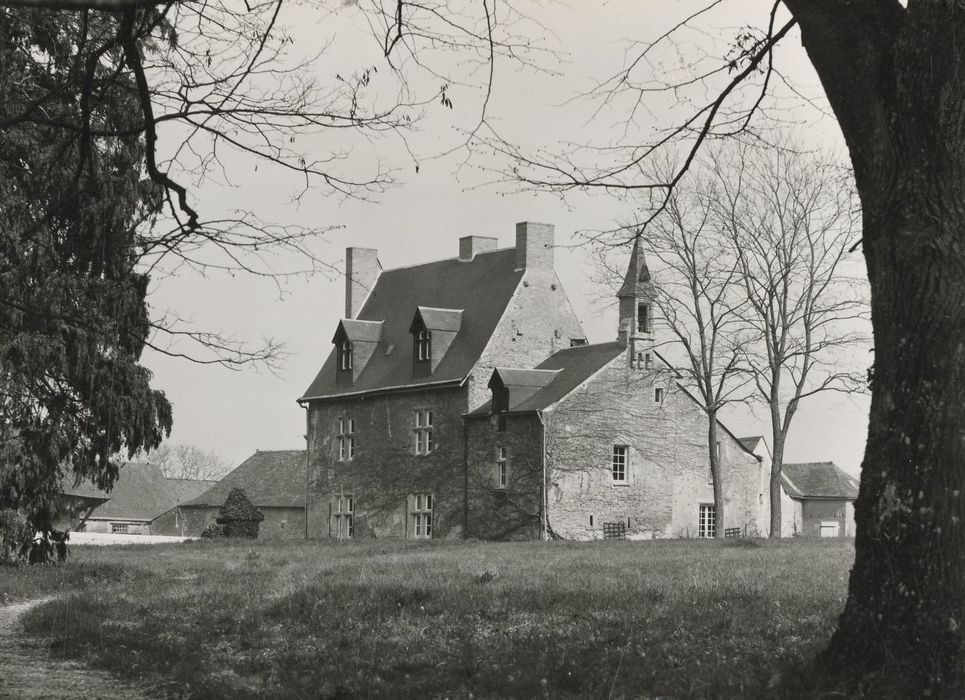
[617,236,658,369]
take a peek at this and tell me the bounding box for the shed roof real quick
[782,462,859,499]
[300,248,524,401]
[183,450,306,509]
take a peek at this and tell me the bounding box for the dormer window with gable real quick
[409,306,463,378]
[338,341,353,371]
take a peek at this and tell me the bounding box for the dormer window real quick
[416,329,431,361]
[637,303,651,333]
[338,341,353,371]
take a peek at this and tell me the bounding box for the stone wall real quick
[151,506,304,539]
[542,355,764,540]
[306,385,468,540]
[471,268,585,410]
[465,412,544,540]
[801,498,853,538]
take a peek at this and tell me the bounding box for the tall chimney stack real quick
[515,222,555,272]
[345,247,380,319]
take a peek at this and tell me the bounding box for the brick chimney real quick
[345,247,380,319]
[459,236,498,261]
[515,222,555,272]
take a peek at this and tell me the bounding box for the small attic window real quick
[416,329,432,362]
[338,341,353,371]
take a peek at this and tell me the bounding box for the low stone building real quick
[779,461,859,537]
[56,463,214,535]
[154,449,306,538]
[464,240,765,540]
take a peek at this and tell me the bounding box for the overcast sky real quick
[140,1,870,475]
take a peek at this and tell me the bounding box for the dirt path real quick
[0,598,151,699]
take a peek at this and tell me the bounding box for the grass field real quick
[3,538,855,699]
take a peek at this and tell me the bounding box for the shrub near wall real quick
[215,489,264,539]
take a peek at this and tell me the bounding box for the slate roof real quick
[81,463,215,521]
[300,248,524,401]
[183,450,307,509]
[782,462,859,499]
[468,341,626,415]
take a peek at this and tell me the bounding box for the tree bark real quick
[707,415,725,539]
[785,1,965,692]
[768,421,785,539]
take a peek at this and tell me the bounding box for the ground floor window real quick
[111,522,129,534]
[412,493,432,539]
[334,494,354,539]
[698,504,716,539]
[496,447,508,489]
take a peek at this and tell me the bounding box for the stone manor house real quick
[297,222,841,541]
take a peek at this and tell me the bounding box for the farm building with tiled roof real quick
[779,461,859,538]
[55,463,215,536]
[152,450,307,539]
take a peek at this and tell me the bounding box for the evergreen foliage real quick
[0,9,172,528]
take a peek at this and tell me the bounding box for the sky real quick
[140,1,871,476]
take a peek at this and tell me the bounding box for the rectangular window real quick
[496,447,508,489]
[111,522,129,534]
[612,445,628,483]
[335,494,354,539]
[654,387,664,403]
[414,410,434,454]
[337,417,355,461]
[645,353,652,369]
[698,504,716,539]
[412,493,433,539]
[338,341,353,371]
[417,329,432,361]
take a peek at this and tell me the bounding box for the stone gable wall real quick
[465,413,544,540]
[470,269,586,410]
[541,357,764,540]
[306,385,468,540]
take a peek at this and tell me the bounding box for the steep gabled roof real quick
[81,464,214,521]
[300,248,524,401]
[468,341,626,415]
[183,450,306,509]
[782,462,859,499]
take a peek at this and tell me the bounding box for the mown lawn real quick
[4,538,855,699]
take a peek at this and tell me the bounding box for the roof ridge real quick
[378,246,513,274]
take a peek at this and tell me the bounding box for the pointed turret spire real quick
[616,235,658,368]
[617,235,651,299]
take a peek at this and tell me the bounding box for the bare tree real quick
[637,173,753,538]
[708,140,867,538]
[483,3,965,692]
[141,443,232,481]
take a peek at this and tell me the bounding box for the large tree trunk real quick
[780,2,965,694]
[821,162,965,693]
[768,401,786,539]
